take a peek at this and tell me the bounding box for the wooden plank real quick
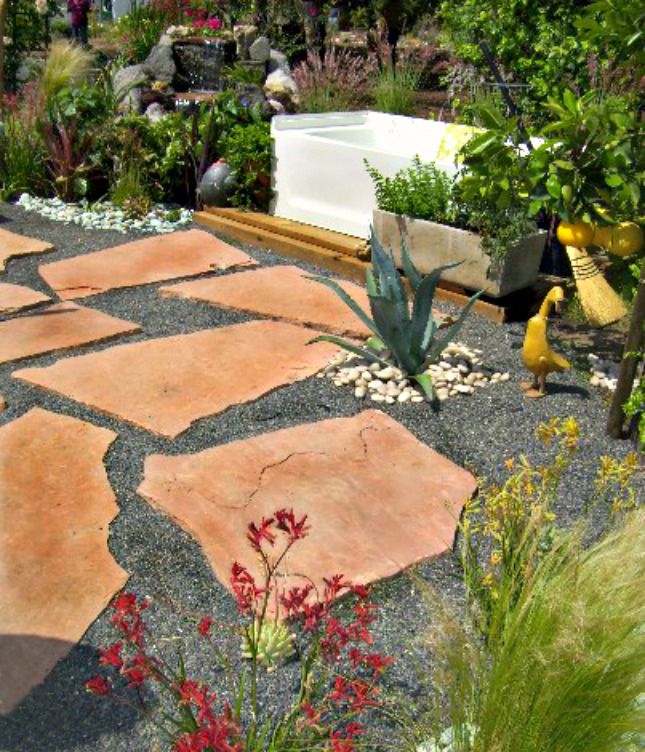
[194,211,369,284]
[194,211,509,323]
[203,207,369,259]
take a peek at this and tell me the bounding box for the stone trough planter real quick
[373,209,545,297]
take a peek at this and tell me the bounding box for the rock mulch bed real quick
[0,199,639,752]
[319,342,510,404]
[16,194,193,234]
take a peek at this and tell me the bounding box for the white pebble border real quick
[317,341,510,404]
[16,194,193,234]
[587,353,640,393]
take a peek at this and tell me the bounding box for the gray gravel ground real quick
[0,202,640,752]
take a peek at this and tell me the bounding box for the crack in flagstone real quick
[242,450,326,509]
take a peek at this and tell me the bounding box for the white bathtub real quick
[271,111,480,239]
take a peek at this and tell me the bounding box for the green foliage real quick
[0,113,49,199]
[372,62,421,116]
[3,0,54,90]
[39,40,94,110]
[219,120,272,210]
[222,62,265,87]
[111,1,169,65]
[526,90,643,225]
[577,0,644,73]
[366,156,454,225]
[622,353,645,450]
[367,151,538,262]
[412,419,644,752]
[437,0,591,125]
[309,230,482,400]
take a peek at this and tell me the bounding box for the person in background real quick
[68,0,91,45]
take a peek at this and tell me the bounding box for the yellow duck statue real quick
[521,286,571,398]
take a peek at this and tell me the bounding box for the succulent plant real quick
[309,230,483,401]
[241,618,295,671]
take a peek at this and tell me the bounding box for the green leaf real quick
[412,373,435,403]
[399,234,423,293]
[528,199,543,216]
[307,335,391,368]
[428,289,484,363]
[554,160,575,171]
[563,89,578,115]
[307,276,379,338]
[546,175,562,199]
[604,174,623,188]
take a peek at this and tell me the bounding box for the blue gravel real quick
[0,201,640,752]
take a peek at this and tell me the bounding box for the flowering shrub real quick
[86,508,392,751]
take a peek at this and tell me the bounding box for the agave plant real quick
[309,231,483,401]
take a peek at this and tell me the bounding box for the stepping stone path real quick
[0,408,127,715]
[0,282,50,315]
[39,229,255,300]
[138,410,476,599]
[1,222,480,723]
[0,302,140,365]
[161,264,372,338]
[14,320,338,438]
[0,227,54,272]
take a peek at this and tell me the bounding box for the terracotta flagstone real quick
[160,265,372,338]
[39,229,255,299]
[0,228,54,272]
[138,409,476,602]
[0,408,127,715]
[14,320,339,438]
[0,282,50,315]
[0,302,140,365]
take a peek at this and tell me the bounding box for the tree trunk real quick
[380,0,403,70]
[0,0,9,97]
[607,261,645,439]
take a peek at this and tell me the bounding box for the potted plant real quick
[369,146,544,297]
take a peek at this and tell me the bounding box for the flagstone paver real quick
[0,282,50,315]
[14,320,339,438]
[39,229,255,300]
[0,228,54,272]
[0,302,140,365]
[0,408,127,715]
[160,264,372,338]
[138,409,477,600]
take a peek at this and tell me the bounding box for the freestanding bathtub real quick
[271,111,480,239]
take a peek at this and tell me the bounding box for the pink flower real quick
[246,516,276,551]
[206,17,222,30]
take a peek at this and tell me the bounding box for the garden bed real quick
[0,200,640,750]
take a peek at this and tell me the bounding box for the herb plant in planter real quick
[309,231,482,401]
[368,151,544,298]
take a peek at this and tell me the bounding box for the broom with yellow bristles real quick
[556,221,628,327]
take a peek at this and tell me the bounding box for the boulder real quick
[249,35,271,63]
[234,24,258,59]
[145,102,167,123]
[268,49,290,74]
[113,64,148,112]
[264,69,298,111]
[142,42,176,83]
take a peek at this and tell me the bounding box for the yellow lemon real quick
[592,224,612,248]
[556,220,594,248]
[607,222,643,257]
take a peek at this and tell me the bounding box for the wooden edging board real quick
[202,207,370,259]
[194,210,510,324]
